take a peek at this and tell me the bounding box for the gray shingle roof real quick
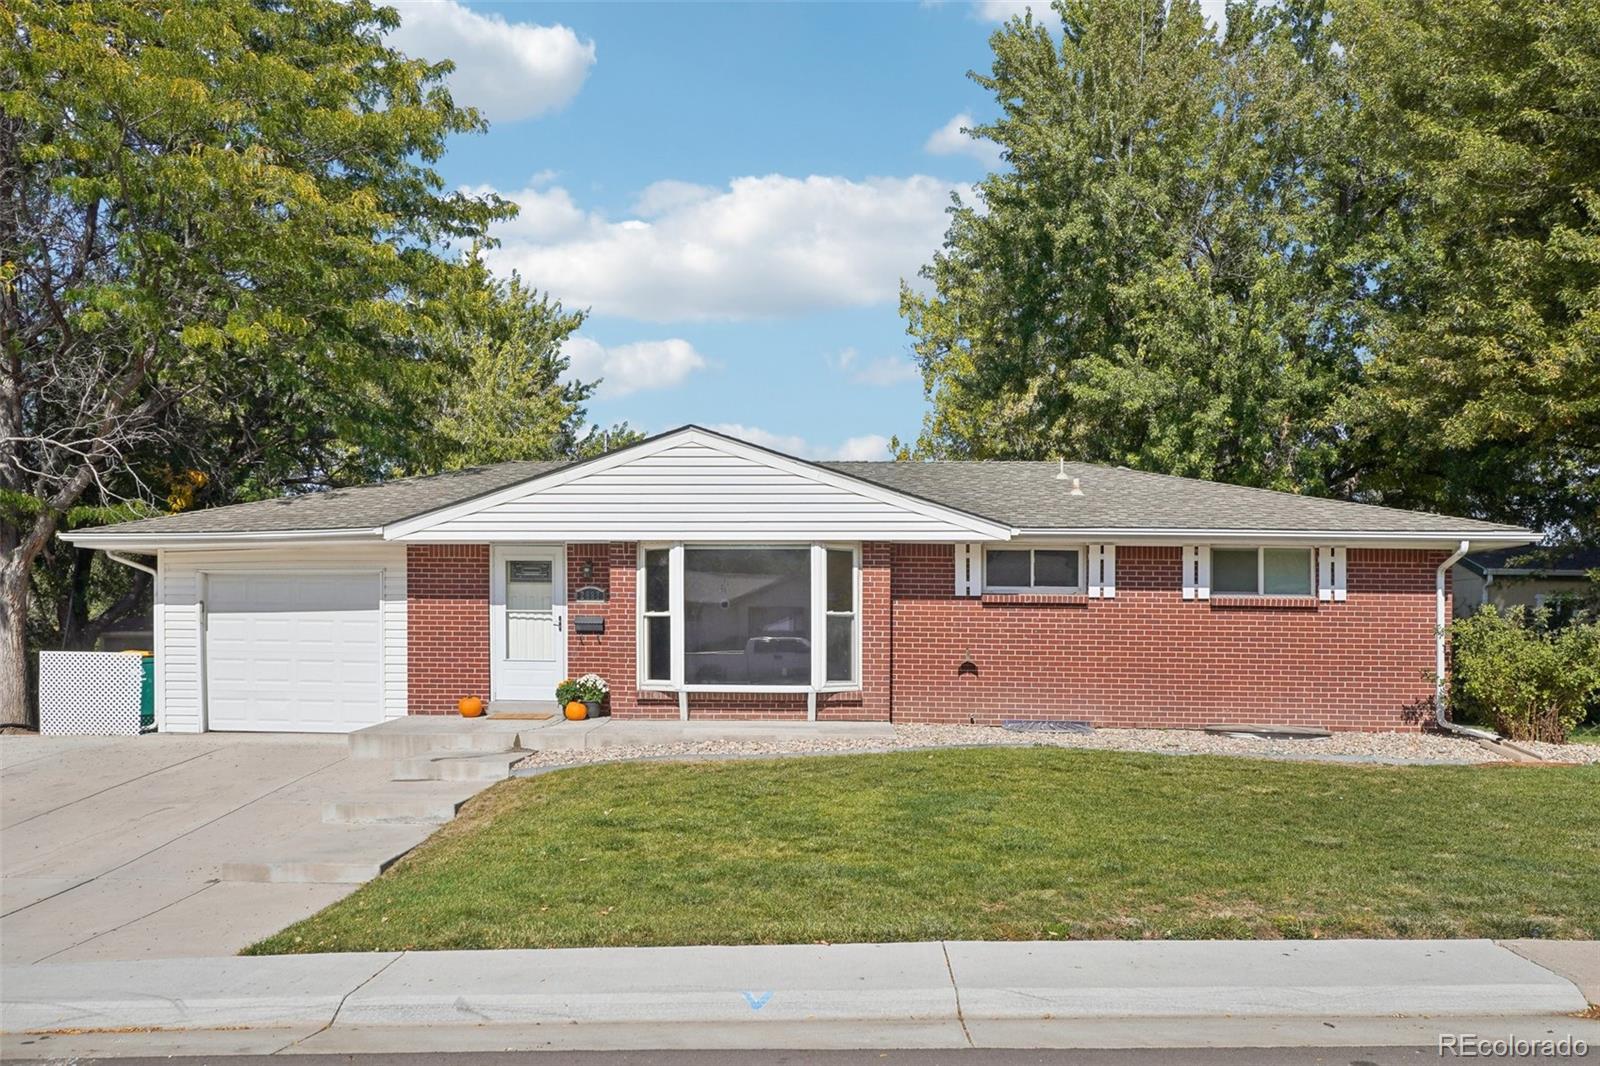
[84,460,566,536]
[821,460,1530,535]
[73,426,1531,540]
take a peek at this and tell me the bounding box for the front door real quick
[490,545,566,702]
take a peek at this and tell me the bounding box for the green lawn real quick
[247,749,1600,953]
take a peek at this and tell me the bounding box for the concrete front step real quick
[222,859,392,884]
[348,718,535,761]
[391,751,524,783]
[219,825,433,885]
[323,798,466,826]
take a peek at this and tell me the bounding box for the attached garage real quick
[204,571,384,732]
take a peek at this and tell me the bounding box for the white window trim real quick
[1209,546,1316,597]
[636,542,862,694]
[639,545,676,687]
[982,543,1087,595]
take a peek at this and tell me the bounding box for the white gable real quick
[386,429,1011,543]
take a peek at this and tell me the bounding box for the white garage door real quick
[204,572,383,732]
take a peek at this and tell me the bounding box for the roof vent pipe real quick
[1069,477,1084,497]
[1055,458,1068,480]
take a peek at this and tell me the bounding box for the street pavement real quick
[6,1050,1595,1066]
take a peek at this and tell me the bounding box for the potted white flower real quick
[565,673,607,718]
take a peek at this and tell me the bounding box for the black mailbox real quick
[573,615,605,635]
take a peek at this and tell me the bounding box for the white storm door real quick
[490,546,567,702]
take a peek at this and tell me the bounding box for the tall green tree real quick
[409,257,641,472]
[905,0,1599,541]
[903,0,1374,494]
[0,0,514,723]
[1337,0,1600,539]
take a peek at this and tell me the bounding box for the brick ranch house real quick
[64,426,1537,734]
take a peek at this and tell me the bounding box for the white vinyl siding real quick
[155,544,406,733]
[397,439,1002,542]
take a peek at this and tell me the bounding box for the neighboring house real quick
[1452,546,1600,618]
[61,426,1537,735]
[96,613,153,653]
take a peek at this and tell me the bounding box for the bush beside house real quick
[1449,607,1600,743]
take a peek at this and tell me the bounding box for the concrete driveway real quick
[1,733,451,964]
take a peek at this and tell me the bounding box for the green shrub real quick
[1448,607,1600,743]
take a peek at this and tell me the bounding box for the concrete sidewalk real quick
[2,939,1593,1058]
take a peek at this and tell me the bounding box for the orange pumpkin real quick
[564,700,588,721]
[457,696,485,718]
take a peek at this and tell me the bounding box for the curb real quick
[4,939,1589,1036]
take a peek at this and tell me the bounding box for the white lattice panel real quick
[39,652,144,735]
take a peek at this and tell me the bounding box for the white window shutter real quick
[1182,546,1210,600]
[1088,544,1116,598]
[954,543,983,597]
[1318,546,1348,602]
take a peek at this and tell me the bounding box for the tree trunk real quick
[0,562,31,727]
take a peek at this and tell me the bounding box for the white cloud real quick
[563,337,707,398]
[973,0,1228,34]
[478,173,960,322]
[972,0,1061,29]
[924,112,1004,169]
[829,348,920,388]
[709,424,894,462]
[386,0,595,123]
[465,181,589,242]
[630,180,719,218]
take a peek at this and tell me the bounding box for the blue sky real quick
[388,1,1220,459]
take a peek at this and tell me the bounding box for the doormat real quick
[1002,719,1093,733]
[488,713,554,720]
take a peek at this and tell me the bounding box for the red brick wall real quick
[565,542,643,714]
[406,544,489,714]
[407,541,1448,731]
[889,545,1446,731]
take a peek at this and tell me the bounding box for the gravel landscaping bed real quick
[516,723,1600,772]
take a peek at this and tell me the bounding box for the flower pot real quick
[564,700,588,721]
[457,696,484,718]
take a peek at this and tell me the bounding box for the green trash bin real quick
[124,650,155,731]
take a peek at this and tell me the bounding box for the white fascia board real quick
[1013,529,1540,548]
[382,426,1015,542]
[397,527,1007,544]
[59,527,384,551]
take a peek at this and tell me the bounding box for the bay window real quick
[639,544,860,689]
[1211,547,1313,596]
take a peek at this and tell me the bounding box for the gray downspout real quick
[1436,540,1497,740]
